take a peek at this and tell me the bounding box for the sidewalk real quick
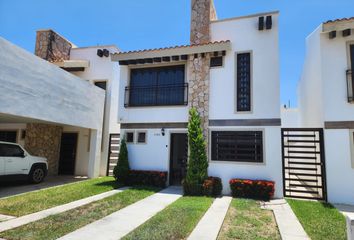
[188,196,232,240]
[58,186,183,240]
[262,199,310,240]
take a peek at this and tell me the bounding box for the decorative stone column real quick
[34,29,73,62]
[24,123,63,175]
[188,53,211,140]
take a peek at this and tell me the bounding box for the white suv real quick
[0,141,48,183]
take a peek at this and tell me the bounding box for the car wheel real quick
[30,167,45,184]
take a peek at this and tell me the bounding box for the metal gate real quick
[281,128,327,201]
[106,134,120,176]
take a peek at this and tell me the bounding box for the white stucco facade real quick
[298,19,354,204]
[117,11,282,197]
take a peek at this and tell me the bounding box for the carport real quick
[0,37,105,178]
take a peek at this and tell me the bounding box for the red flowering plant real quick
[229,178,275,200]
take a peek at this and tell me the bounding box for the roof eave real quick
[322,18,354,32]
[111,41,231,62]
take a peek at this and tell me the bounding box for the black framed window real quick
[126,132,134,143]
[211,131,263,163]
[210,56,223,67]
[137,132,146,143]
[351,44,354,93]
[126,65,187,107]
[237,53,251,112]
[0,143,24,157]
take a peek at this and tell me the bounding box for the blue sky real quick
[0,0,353,106]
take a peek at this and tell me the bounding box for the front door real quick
[58,133,78,175]
[169,133,188,185]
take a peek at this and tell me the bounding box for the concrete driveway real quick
[0,175,87,199]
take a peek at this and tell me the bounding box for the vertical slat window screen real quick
[211,131,263,163]
[237,53,251,112]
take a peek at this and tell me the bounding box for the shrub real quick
[229,179,275,200]
[126,170,167,188]
[183,108,208,196]
[113,139,130,184]
[203,177,223,197]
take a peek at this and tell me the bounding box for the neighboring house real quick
[298,17,354,204]
[112,0,282,196]
[0,37,105,178]
[0,30,120,177]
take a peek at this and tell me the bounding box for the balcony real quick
[347,69,353,103]
[124,83,188,107]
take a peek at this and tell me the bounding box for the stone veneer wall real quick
[25,123,63,175]
[188,53,211,140]
[35,30,72,62]
[189,0,216,145]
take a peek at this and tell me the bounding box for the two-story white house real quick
[112,0,282,197]
[298,17,354,204]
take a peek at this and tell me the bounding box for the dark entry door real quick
[59,133,78,175]
[169,133,188,185]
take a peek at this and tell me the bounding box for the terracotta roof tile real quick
[324,17,354,24]
[117,40,231,55]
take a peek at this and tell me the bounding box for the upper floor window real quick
[210,56,223,68]
[347,44,354,102]
[236,52,252,112]
[125,65,188,107]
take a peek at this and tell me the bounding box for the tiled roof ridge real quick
[324,17,354,24]
[117,40,230,55]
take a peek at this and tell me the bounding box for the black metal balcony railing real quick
[124,83,188,107]
[347,69,353,103]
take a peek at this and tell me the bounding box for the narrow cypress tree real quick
[184,108,208,194]
[113,139,130,184]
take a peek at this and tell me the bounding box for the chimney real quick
[190,0,217,45]
[34,29,73,62]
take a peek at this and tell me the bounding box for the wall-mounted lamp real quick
[161,128,165,136]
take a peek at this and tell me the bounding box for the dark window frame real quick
[210,56,223,68]
[125,132,134,143]
[236,52,252,112]
[137,131,147,144]
[211,130,264,163]
[126,65,187,107]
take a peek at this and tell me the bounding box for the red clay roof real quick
[324,17,354,24]
[116,40,231,55]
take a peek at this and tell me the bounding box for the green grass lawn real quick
[217,198,280,240]
[0,186,159,240]
[123,196,213,240]
[0,177,121,216]
[287,199,346,240]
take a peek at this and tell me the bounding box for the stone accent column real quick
[24,123,63,175]
[190,0,217,45]
[35,30,73,62]
[188,53,211,140]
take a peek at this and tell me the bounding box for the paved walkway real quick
[0,187,128,232]
[188,196,232,240]
[0,175,87,199]
[335,204,354,240]
[0,214,15,222]
[262,199,310,240]
[58,186,183,240]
